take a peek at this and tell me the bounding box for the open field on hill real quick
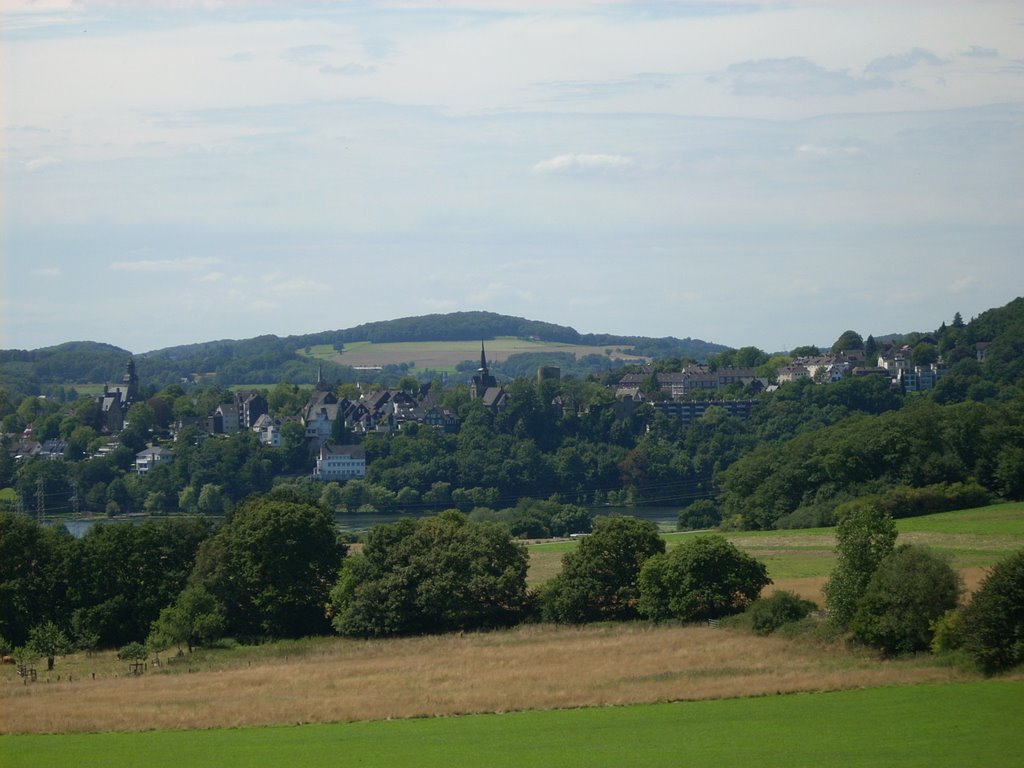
[0,622,987,736]
[296,337,648,372]
[4,681,1021,767]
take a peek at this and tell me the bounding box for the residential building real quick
[135,445,175,474]
[314,443,367,481]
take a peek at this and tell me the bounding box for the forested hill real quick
[0,311,727,397]
[284,310,726,358]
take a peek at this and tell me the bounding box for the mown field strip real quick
[4,681,1021,768]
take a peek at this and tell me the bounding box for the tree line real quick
[6,499,1019,676]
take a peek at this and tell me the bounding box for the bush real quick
[638,535,770,623]
[858,483,991,522]
[748,590,818,635]
[960,549,1024,673]
[930,609,964,654]
[850,545,961,655]
[677,500,720,531]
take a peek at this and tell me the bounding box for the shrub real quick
[855,483,992,522]
[960,549,1024,674]
[930,609,965,655]
[677,500,720,531]
[850,545,961,655]
[748,590,818,635]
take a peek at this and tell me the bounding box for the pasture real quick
[527,502,1024,593]
[296,337,647,372]
[3,681,1021,767]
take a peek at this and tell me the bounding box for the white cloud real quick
[24,156,61,172]
[31,267,62,278]
[950,276,977,294]
[962,45,999,59]
[261,275,331,297]
[719,58,891,99]
[320,63,375,76]
[796,144,865,159]
[109,257,221,272]
[197,271,227,283]
[531,153,636,175]
[866,48,945,74]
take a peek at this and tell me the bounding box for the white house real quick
[135,445,175,474]
[314,443,366,481]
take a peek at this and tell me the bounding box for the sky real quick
[3,1,1023,355]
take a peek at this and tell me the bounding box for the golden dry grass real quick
[1,622,982,735]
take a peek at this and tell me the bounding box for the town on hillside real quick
[2,323,997,515]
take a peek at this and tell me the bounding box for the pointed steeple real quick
[122,356,139,403]
[479,340,488,373]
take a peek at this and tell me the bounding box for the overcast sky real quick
[3,1,1023,354]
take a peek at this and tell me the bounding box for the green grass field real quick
[295,336,647,373]
[527,502,1024,585]
[4,681,1020,767]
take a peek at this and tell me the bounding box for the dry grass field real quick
[0,622,985,735]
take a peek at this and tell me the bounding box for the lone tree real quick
[850,545,961,655]
[960,549,1024,674]
[148,584,226,653]
[824,500,897,629]
[331,510,530,637]
[27,620,72,671]
[541,516,664,623]
[638,535,770,623]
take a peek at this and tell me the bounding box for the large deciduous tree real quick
[850,545,961,655]
[330,510,529,637]
[960,549,1024,674]
[541,516,664,623]
[638,535,770,622]
[0,512,72,647]
[824,501,897,629]
[191,497,344,639]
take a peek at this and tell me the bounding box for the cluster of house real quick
[7,338,991,484]
[606,338,985,405]
[778,341,981,393]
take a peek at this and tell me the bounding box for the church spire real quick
[479,340,488,373]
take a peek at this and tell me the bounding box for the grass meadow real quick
[527,502,1024,595]
[296,337,647,373]
[4,681,1021,767]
